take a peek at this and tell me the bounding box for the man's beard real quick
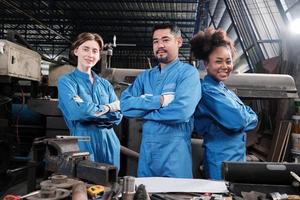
[155,54,169,64]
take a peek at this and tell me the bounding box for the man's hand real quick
[106,100,120,112]
[95,105,110,116]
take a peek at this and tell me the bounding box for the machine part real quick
[26,185,70,200]
[123,176,135,193]
[0,40,41,81]
[267,192,288,200]
[56,135,91,142]
[87,185,105,198]
[121,146,139,159]
[72,182,88,200]
[103,182,120,200]
[0,94,11,105]
[44,138,118,186]
[51,175,69,184]
[47,118,68,131]
[222,162,300,185]
[44,138,89,177]
[40,175,81,189]
[27,98,62,116]
[3,191,40,200]
[0,139,11,173]
[223,73,298,98]
[48,64,75,87]
[290,171,300,183]
[102,68,299,99]
[133,184,150,200]
[46,138,80,155]
[0,41,4,54]
[40,185,57,198]
[123,176,135,200]
[77,159,118,186]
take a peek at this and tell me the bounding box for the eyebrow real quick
[82,46,99,50]
[216,57,231,60]
[153,36,172,40]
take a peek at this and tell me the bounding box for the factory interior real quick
[0,0,300,199]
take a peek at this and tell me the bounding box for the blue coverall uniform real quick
[194,75,258,180]
[57,69,122,169]
[121,59,201,178]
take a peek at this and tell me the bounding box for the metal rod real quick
[290,171,300,182]
[121,146,139,159]
[2,0,71,43]
[72,182,88,200]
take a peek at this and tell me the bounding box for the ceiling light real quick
[289,18,300,34]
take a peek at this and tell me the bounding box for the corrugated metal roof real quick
[0,0,208,68]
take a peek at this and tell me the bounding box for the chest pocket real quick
[98,91,110,105]
[77,86,92,101]
[70,74,110,104]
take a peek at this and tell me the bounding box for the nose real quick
[222,61,228,68]
[87,50,93,57]
[159,41,165,47]
[156,39,165,48]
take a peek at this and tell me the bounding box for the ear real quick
[177,36,183,48]
[74,48,79,56]
[204,61,209,69]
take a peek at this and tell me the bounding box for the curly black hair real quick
[190,27,235,61]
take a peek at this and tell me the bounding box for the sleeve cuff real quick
[151,95,162,109]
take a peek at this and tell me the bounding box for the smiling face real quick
[74,40,100,72]
[206,46,233,82]
[152,28,183,68]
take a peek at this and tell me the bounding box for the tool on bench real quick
[3,191,40,200]
[87,185,105,198]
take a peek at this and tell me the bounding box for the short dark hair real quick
[152,23,181,37]
[190,27,235,61]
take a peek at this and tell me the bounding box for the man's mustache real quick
[156,48,167,54]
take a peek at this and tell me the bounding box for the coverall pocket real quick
[99,94,109,104]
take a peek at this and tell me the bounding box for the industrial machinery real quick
[0,37,299,199]
[44,56,299,176]
[39,137,117,186]
[0,39,43,196]
[0,39,41,82]
[222,161,300,197]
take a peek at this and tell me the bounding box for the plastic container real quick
[292,115,300,133]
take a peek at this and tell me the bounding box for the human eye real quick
[153,40,158,45]
[226,59,232,65]
[163,38,171,43]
